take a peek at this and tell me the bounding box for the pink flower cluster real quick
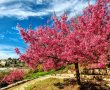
[1,70,25,85]
[15,48,20,55]
[43,59,55,71]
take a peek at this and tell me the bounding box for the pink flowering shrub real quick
[0,70,25,87]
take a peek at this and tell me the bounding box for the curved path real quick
[8,74,75,90]
[5,74,110,90]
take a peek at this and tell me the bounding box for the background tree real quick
[15,0,110,85]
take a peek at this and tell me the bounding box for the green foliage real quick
[24,70,55,79]
[0,58,25,67]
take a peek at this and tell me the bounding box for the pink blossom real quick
[15,48,20,55]
[1,70,25,85]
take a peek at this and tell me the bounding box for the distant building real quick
[0,60,6,66]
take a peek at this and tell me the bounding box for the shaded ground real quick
[7,74,110,90]
[54,78,109,90]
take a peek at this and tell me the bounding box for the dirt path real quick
[8,75,51,90]
[8,74,75,90]
[7,74,110,90]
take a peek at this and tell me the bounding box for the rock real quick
[106,84,110,87]
[86,76,93,80]
[107,69,110,75]
[101,69,107,75]
[88,70,93,75]
[94,69,100,75]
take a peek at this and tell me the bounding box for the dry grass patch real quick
[25,78,63,90]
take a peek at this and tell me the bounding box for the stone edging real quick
[0,79,33,90]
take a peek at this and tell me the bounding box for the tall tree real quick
[15,0,110,85]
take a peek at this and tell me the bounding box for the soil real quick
[54,78,109,90]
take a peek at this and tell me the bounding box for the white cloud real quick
[35,0,44,4]
[0,51,19,59]
[0,0,49,19]
[0,44,21,51]
[47,0,96,19]
[0,7,48,19]
[0,0,96,19]
[0,0,15,4]
[0,44,24,59]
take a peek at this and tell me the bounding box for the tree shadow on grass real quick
[54,78,109,90]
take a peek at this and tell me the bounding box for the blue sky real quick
[0,0,96,59]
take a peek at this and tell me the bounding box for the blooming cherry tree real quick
[15,0,110,85]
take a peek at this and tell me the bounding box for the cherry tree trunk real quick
[74,63,81,85]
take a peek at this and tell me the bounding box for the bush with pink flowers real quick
[0,70,25,87]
